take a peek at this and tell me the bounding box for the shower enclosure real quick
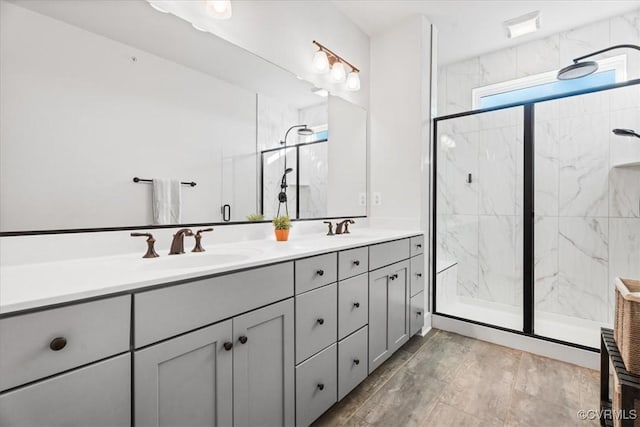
[433,81,640,349]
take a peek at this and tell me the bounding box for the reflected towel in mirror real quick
[152,178,182,225]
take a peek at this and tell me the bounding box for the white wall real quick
[0,2,257,230]
[369,15,432,228]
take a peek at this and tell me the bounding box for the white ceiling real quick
[332,0,640,65]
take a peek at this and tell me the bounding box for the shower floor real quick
[437,296,608,349]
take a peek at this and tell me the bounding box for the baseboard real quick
[432,314,600,370]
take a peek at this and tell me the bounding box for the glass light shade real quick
[331,62,347,83]
[345,71,360,91]
[205,0,232,20]
[312,50,329,73]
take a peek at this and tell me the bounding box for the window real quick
[472,55,627,109]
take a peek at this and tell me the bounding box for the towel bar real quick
[132,177,196,187]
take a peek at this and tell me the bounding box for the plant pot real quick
[274,229,289,242]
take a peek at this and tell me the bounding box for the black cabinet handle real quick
[416,244,422,249]
[417,311,422,316]
[353,358,360,365]
[49,337,67,351]
[353,260,360,266]
[316,269,324,276]
[238,335,248,344]
[223,342,233,351]
[317,383,325,391]
[389,273,398,281]
[353,302,360,308]
[317,318,325,325]
[416,273,422,278]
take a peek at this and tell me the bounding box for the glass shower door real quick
[435,107,524,331]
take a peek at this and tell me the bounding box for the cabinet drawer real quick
[0,354,131,427]
[338,247,368,281]
[135,262,293,347]
[410,235,425,257]
[0,296,130,392]
[369,239,410,270]
[338,326,368,401]
[295,343,337,427]
[410,255,425,296]
[338,274,368,340]
[410,292,425,336]
[295,253,337,294]
[296,283,337,364]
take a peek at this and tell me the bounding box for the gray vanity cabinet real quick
[368,260,410,373]
[134,320,234,427]
[233,299,295,427]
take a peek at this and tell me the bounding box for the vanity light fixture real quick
[312,40,361,91]
[504,11,540,39]
[205,0,232,20]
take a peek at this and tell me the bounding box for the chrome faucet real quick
[169,228,193,255]
[335,219,355,235]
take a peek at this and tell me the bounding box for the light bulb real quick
[205,0,232,20]
[331,62,347,83]
[346,71,360,91]
[312,50,329,73]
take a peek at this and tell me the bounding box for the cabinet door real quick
[368,261,410,373]
[135,320,233,427]
[0,354,130,427]
[233,299,295,427]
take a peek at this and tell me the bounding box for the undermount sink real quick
[138,248,262,270]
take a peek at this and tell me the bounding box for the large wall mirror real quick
[0,0,367,233]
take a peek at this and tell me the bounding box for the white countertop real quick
[0,228,422,315]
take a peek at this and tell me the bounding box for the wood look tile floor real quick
[314,329,601,427]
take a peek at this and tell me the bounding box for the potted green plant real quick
[272,215,291,241]
[246,213,265,222]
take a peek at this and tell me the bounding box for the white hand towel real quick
[152,178,182,225]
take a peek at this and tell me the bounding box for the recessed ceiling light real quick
[312,87,329,97]
[504,11,540,39]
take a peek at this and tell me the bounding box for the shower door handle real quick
[222,204,231,222]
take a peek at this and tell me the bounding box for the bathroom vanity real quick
[0,230,425,427]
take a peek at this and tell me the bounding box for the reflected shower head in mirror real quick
[557,44,640,80]
[277,168,294,216]
[280,124,314,145]
[612,128,640,139]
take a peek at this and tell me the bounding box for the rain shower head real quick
[557,61,599,80]
[297,127,314,136]
[612,128,640,139]
[557,44,640,80]
[280,124,314,145]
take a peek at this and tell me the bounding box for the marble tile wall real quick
[436,9,640,117]
[435,9,640,329]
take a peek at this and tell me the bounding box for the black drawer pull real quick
[353,358,360,365]
[416,244,422,249]
[49,337,67,351]
[416,273,422,278]
[389,273,398,281]
[317,318,325,325]
[317,383,325,391]
[223,342,233,351]
[316,269,324,276]
[238,335,248,344]
[353,260,360,266]
[353,302,360,308]
[417,311,422,316]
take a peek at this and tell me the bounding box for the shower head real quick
[297,127,314,136]
[556,61,599,80]
[612,128,640,139]
[557,44,640,80]
[284,167,293,174]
